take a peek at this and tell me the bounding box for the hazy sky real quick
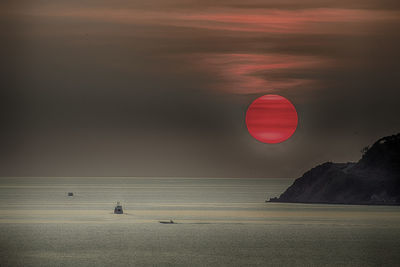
[1,0,400,177]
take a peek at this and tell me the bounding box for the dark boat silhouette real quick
[114,202,123,214]
[67,192,73,196]
[159,220,175,224]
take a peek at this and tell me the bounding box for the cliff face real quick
[270,133,400,205]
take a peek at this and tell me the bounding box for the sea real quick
[0,177,399,266]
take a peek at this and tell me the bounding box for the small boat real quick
[114,202,123,214]
[67,192,74,196]
[159,220,175,224]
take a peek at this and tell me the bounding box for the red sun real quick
[246,94,298,144]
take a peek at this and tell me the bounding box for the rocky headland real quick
[270,133,400,205]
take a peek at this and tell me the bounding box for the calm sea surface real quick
[0,177,399,266]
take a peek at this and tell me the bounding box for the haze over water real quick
[0,177,400,266]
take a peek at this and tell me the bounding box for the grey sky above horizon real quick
[1,0,400,177]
